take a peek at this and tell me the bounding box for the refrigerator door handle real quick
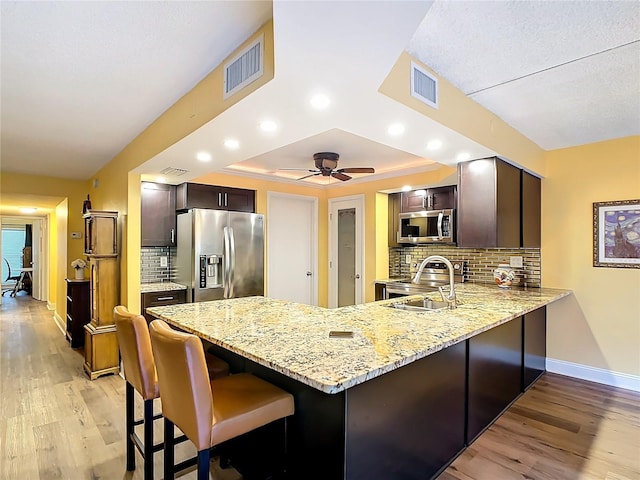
[228,227,236,298]
[223,226,231,299]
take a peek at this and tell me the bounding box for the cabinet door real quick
[222,187,255,212]
[467,318,522,443]
[458,157,520,247]
[430,186,456,210]
[400,190,428,212]
[176,183,218,210]
[523,306,546,390]
[141,182,176,246]
[388,193,401,247]
[521,171,541,247]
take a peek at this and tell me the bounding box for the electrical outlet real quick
[509,256,523,268]
[405,254,411,264]
[160,256,168,267]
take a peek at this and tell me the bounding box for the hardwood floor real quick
[1,295,638,479]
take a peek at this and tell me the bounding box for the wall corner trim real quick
[546,358,640,393]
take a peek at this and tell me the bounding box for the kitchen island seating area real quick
[113,305,230,480]
[149,319,295,480]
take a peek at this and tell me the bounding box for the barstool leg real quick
[125,383,135,471]
[197,449,210,480]
[164,418,175,480]
[143,399,154,480]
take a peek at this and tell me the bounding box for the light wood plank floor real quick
[1,295,638,479]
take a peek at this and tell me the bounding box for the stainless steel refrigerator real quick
[176,209,264,302]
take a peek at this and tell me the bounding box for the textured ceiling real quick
[0,0,638,187]
[407,0,640,150]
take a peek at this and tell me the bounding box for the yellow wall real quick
[380,52,546,176]
[543,136,640,376]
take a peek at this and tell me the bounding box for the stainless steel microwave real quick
[398,209,455,243]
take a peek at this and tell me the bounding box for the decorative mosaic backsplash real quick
[141,247,176,283]
[389,245,541,288]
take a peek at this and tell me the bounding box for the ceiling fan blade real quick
[298,172,322,180]
[338,167,375,174]
[279,168,318,172]
[331,171,352,181]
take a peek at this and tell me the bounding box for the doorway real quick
[328,195,364,308]
[267,192,318,305]
[1,216,47,300]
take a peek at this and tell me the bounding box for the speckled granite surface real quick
[140,282,187,294]
[147,283,571,394]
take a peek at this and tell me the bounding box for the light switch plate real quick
[160,257,168,267]
[510,256,523,268]
[405,254,411,264]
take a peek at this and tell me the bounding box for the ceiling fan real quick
[281,152,375,182]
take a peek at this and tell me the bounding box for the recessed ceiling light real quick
[259,120,277,132]
[223,139,240,150]
[401,185,412,192]
[196,151,212,162]
[387,123,405,136]
[456,152,471,162]
[426,139,442,151]
[310,94,330,110]
[20,208,37,214]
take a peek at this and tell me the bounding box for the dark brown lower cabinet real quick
[524,306,547,389]
[467,317,523,444]
[65,279,90,348]
[141,289,186,323]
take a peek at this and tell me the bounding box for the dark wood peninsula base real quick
[206,306,547,480]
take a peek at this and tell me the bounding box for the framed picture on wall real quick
[593,199,640,268]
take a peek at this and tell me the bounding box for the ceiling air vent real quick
[411,62,438,109]
[224,34,264,99]
[160,167,188,177]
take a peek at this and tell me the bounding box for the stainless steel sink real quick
[387,297,450,312]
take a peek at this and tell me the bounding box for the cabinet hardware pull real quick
[218,192,222,206]
[224,193,228,206]
[156,296,174,301]
[170,229,175,243]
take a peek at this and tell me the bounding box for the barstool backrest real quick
[114,305,159,400]
[149,319,214,451]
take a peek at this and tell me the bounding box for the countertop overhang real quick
[147,283,571,394]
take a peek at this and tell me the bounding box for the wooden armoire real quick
[82,210,120,380]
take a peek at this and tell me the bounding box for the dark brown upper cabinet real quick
[457,157,540,248]
[388,193,402,247]
[400,186,456,212]
[175,183,255,213]
[141,182,176,247]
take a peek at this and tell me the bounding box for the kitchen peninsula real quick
[147,284,571,479]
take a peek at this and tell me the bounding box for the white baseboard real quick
[53,312,66,336]
[546,358,640,393]
[47,301,56,311]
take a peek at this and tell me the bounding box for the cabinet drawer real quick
[141,290,186,322]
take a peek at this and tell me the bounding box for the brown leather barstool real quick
[149,319,295,480]
[113,305,230,480]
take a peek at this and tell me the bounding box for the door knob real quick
[354,274,361,279]
[306,271,313,276]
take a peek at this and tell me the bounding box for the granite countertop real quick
[140,282,187,294]
[147,283,571,394]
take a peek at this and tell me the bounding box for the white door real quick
[329,195,364,308]
[267,192,318,305]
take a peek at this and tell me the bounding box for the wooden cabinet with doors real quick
[175,182,255,213]
[457,157,541,248]
[141,289,186,323]
[400,186,456,212]
[83,210,120,380]
[388,193,402,247]
[65,279,90,348]
[141,181,176,247]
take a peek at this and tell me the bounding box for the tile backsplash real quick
[141,247,176,283]
[390,245,541,288]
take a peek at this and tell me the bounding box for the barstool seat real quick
[149,319,295,480]
[113,305,229,480]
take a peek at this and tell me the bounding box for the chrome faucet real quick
[412,255,457,309]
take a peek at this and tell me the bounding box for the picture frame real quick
[593,199,640,268]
